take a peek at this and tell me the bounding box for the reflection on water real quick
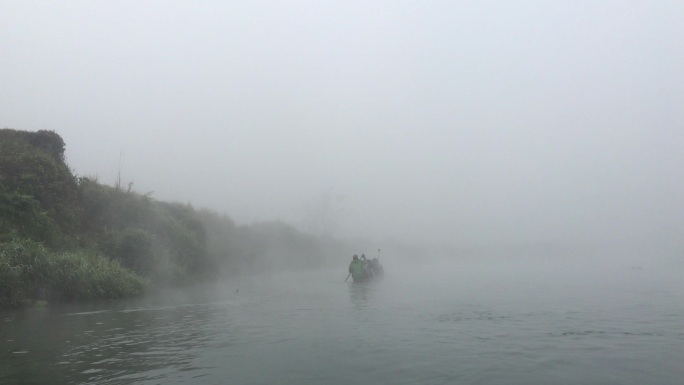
[347,275,388,308]
[65,303,222,384]
[348,281,372,304]
[1,300,234,385]
[1,264,683,385]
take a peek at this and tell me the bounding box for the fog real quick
[2,1,683,256]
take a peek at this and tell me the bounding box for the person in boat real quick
[348,254,369,282]
[370,257,383,277]
[360,254,373,278]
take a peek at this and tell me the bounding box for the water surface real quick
[2,257,682,384]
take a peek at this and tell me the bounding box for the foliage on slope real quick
[0,129,79,249]
[0,129,347,307]
[0,238,146,307]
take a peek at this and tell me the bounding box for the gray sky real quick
[2,1,683,250]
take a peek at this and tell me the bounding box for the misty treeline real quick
[0,129,349,307]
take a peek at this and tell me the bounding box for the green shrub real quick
[0,129,79,249]
[0,128,344,302]
[101,227,154,273]
[0,239,147,307]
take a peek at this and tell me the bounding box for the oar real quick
[345,272,351,282]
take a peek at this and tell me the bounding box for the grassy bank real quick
[0,239,147,307]
[0,128,353,308]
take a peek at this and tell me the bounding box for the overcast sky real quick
[2,1,683,251]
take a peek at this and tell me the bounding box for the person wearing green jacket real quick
[348,255,369,282]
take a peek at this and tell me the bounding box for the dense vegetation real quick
[0,129,349,307]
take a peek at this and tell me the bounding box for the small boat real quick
[366,257,384,279]
[348,254,383,283]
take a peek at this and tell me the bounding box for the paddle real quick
[345,272,351,282]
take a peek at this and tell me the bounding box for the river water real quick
[2,256,683,385]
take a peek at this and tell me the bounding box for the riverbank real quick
[0,129,356,308]
[0,239,146,308]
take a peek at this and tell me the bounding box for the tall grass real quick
[1,129,353,307]
[0,239,147,307]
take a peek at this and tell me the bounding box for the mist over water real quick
[1,1,683,383]
[3,253,682,385]
[2,1,683,250]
